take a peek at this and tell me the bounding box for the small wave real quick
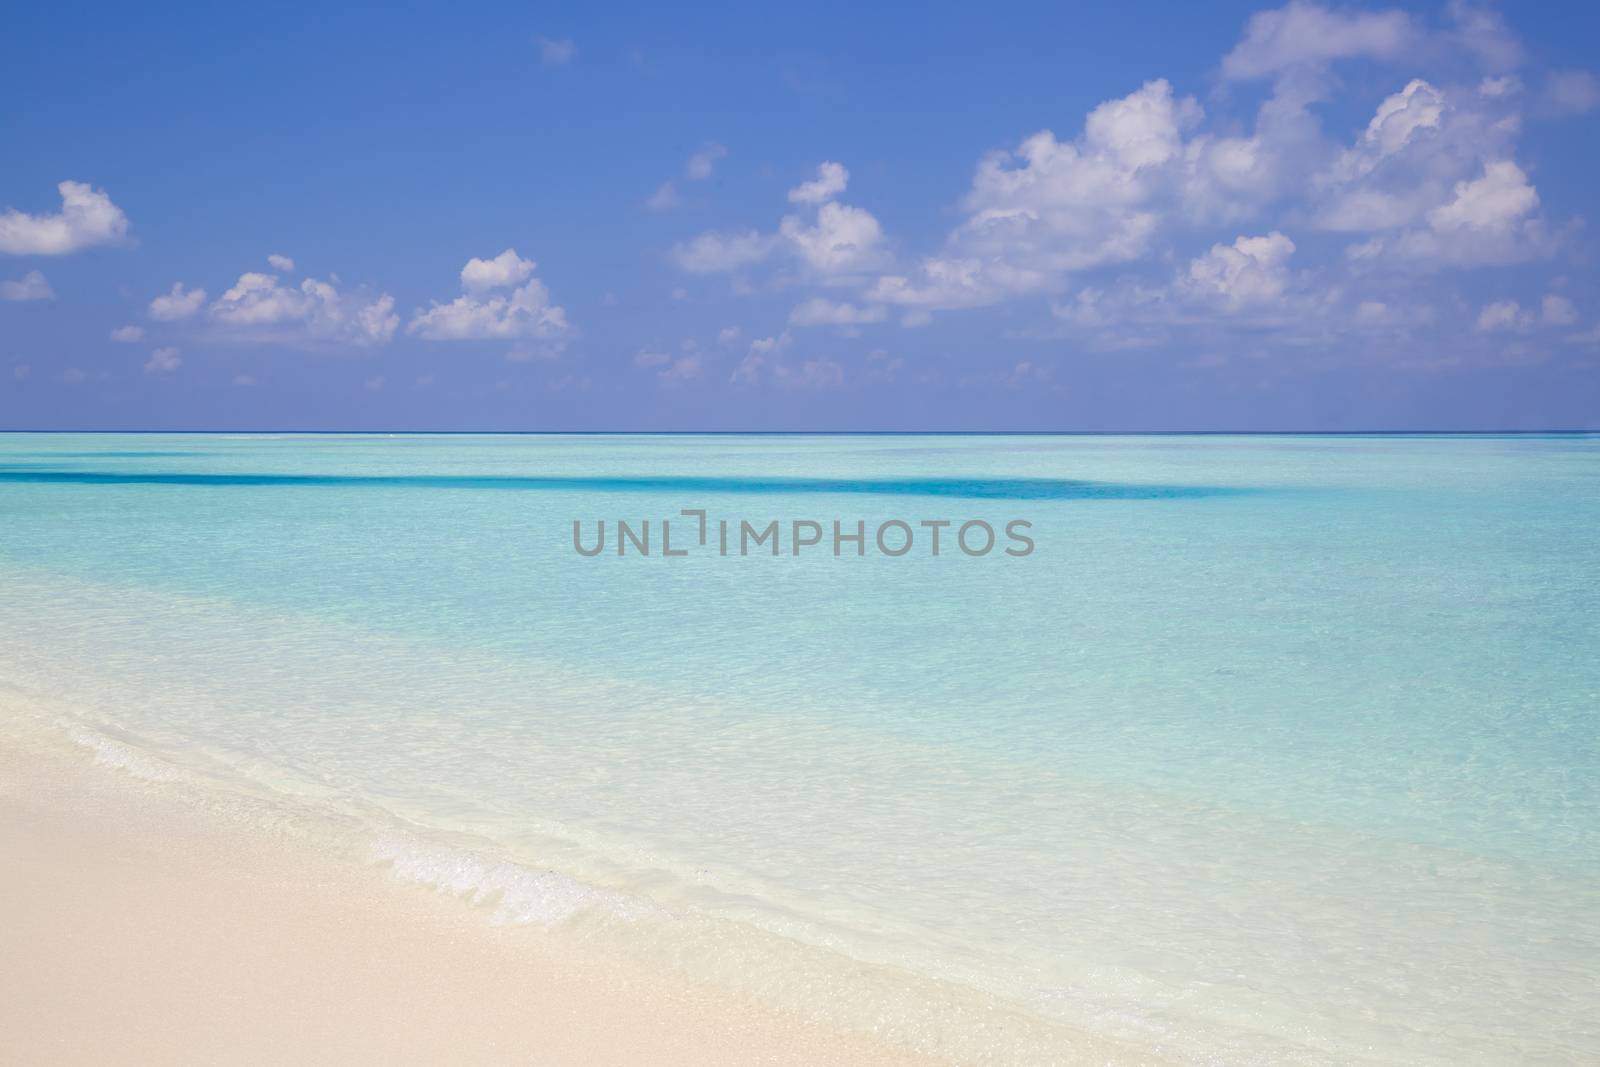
[371,838,657,927]
[68,727,184,783]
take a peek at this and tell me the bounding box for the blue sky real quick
[3,0,1598,430]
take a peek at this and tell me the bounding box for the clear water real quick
[1,433,1596,1064]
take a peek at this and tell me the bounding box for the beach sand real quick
[0,733,950,1067]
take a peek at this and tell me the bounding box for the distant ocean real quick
[2,433,1596,1064]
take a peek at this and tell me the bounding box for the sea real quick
[1,432,1595,1064]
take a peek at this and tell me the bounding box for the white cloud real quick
[774,359,843,389]
[646,182,681,211]
[730,332,789,384]
[779,201,885,274]
[1180,232,1297,310]
[871,80,1198,311]
[536,36,575,66]
[110,325,144,342]
[460,248,536,292]
[1479,75,1522,99]
[674,159,884,281]
[728,332,842,389]
[1475,300,1530,332]
[717,325,742,345]
[148,282,208,321]
[1542,294,1578,326]
[687,143,728,181]
[409,251,569,345]
[788,297,887,327]
[210,272,398,346]
[640,348,704,385]
[1312,78,1538,238]
[1447,1,1524,72]
[653,4,1574,353]
[788,162,849,204]
[0,269,52,301]
[1313,78,1556,267]
[670,229,777,273]
[1428,159,1538,232]
[659,351,704,382]
[648,145,729,211]
[267,253,295,272]
[1476,295,1582,333]
[0,181,129,255]
[1221,2,1415,80]
[1364,79,1446,159]
[143,347,181,374]
[1543,70,1600,116]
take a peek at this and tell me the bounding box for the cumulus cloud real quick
[267,253,295,272]
[870,80,1199,311]
[410,249,569,346]
[671,230,776,272]
[1307,75,1558,268]
[460,248,536,292]
[779,201,885,274]
[0,269,53,301]
[788,162,849,204]
[672,160,884,281]
[1221,1,1414,80]
[0,180,126,259]
[1372,158,1557,266]
[687,3,1572,356]
[210,272,398,346]
[148,282,207,321]
[143,347,181,374]
[110,325,144,342]
[1475,295,1581,333]
[1180,232,1297,310]
[0,181,129,256]
[788,297,887,327]
[1475,300,1530,332]
[1429,159,1538,231]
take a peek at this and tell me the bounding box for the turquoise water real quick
[1,433,1597,1063]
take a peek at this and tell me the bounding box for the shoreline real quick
[0,726,965,1067]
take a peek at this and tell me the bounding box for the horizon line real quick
[2,429,1598,437]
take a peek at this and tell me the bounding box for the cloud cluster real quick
[409,249,570,353]
[671,161,885,281]
[666,1,1591,364]
[729,331,843,389]
[207,271,398,346]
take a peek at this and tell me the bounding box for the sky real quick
[3,0,1599,431]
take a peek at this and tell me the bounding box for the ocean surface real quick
[1,433,1596,1064]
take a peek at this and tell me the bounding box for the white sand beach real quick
[0,730,955,1067]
